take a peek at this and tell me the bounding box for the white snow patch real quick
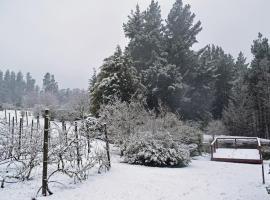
[213,148,261,160]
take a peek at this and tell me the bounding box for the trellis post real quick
[42,109,49,196]
[104,123,111,169]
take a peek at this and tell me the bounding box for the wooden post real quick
[37,115,40,130]
[210,145,213,160]
[75,122,80,168]
[18,118,22,159]
[104,124,111,168]
[260,148,265,184]
[62,121,67,145]
[8,113,10,131]
[42,110,49,196]
[30,119,34,140]
[87,126,90,154]
[26,111,28,127]
[9,117,15,157]
[4,109,6,121]
[235,138,237,149]
[15,110,17,125]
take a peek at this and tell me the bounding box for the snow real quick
[37,155,269,200]
[213,148,261,160]
[1,152,269,200]
[0,111,269,200]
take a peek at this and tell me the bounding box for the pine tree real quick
[208,46,235,119]
[26,72,36,93]
[43,73,58,94]
[247,33,270,138]
[90,46,139,116]
[14,71,26,106]
[223,52,252,136]
[124,1,165,73]
[180,46,217,122]
[165,0,202,77]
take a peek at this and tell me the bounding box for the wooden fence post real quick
[26,111,29,127]
[15,110,17,125]
[104,123,111,169]
[30,119,34,140]
[62,121,67,145]
[4,109,6,121]
[8,113,10,131]
[37,115,40,130]
[259,147,265,184]
[9,117,15,157]
[87,126,91,154]
[75,122,80,168]
[42,109,50,196]
[18,118,22,159]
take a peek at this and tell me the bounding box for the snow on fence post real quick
[42,109,50,196]
[104,123,111,169]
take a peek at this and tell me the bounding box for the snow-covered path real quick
[41,156,269,200]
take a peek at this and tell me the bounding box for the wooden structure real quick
[210,137,263,164]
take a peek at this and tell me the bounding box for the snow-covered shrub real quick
[122,134,190,167]
[99,99,203,157]
[99,98,148,144]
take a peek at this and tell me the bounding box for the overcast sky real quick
[0,0,269,89]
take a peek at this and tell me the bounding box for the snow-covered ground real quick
[213,148,260,160]
[37,155,269,200]
[1,156,269,200]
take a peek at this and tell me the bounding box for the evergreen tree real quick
[124,1,165,73]
[43,73,58,94]
[15,71,26,106]
[247,33,270,138]
[223,52,252,136]
[207,46,235,119]
[165,0,202,77]
[180,46,217,122]
[90,46,139,116]
[26,72,36,93]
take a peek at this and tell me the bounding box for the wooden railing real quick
[210,136,265,184]
[210,136,262,162]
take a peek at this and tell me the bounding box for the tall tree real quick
[207,46,235,119]
[247,33,270,138]
[223,52,252,136]
[90,46,139,116]
[165,0,202,77]
[43,73,58,94]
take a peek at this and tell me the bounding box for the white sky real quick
[0,0,269,89]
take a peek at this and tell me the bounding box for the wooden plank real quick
[211,157,262,164]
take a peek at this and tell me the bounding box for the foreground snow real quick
[41,157,268,200]
[1,153,269,200]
